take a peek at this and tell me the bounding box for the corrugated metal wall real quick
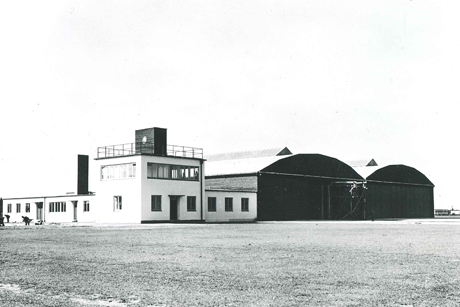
[366,182,434,218]
[257,173,324,220]
[205,175,258,192]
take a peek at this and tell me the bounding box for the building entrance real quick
[170,198,178,221]
[72,201,78,222]
[36,202,43,220]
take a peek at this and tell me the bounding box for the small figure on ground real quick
[22,216,33,226]
[5,214,10,223]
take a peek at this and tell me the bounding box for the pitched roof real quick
[353,165,382,179]
[345,159,378,167]
[205,155,291,177]
[205,147,292,162]
[206,153,365,181]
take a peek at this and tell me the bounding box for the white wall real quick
[2,195,96,224]
[140,156,204,222]
[94,156,142,223]
[2,198,42,223]
[45,196,96,223]
[204,190,257,222]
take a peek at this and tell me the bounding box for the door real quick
[36,202,43,220]
[72,201,78,222]
[170,198,178,221]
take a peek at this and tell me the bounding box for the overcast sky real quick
[1,1,458,208]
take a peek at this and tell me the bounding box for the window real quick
[101,163,136,180]
[25,203,30,213]
[16,203,21,213]
[208,197,216,212]
[49,202,66,213]
[151,196,162,211]
[7,204,11,213]
[147,163,199,181]
[114,196,122,211]
[83,201,90,212]
[225,198,233,212]
[187,196,196,211]
[241,198,249,212]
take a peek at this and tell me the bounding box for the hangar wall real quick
[365,165,435,219]
[256,154,366,221]
[366,182,434,218]
[257,173,325,220]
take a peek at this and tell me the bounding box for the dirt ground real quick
[1,220,460,306]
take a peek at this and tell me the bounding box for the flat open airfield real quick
[1,220,460,307]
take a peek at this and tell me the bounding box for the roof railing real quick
[97,142,203,159]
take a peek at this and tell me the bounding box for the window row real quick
[150,196,197,212]
[147,163,199,181]
[4,202,90,213]
[112,196,249,212]
[207,197,249,212]
[5,203,31,213]
[49,202,67,213]
[100,162,199,181]
[101,163,136,180]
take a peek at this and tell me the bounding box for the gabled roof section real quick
[346,159,378,167]
[353,165,382,180]
[261,154,364,181]
[366,165,434,186]
[205,155,291,177]
[205,147,292,162]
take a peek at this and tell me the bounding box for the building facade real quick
[1,128,436,224]
[94,127,205,223]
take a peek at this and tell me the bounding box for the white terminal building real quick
[1,127,257,224]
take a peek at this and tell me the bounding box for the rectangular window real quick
[16,203,21,213]
[208,197,216,212]
[7,204,12,213]
[225,198,233,212]
[241,198,249,212]
[101,163,136,180]
[147,163,199,181]
[114,196,122,211]
[171,165,182,179]
[151,195,162,211]
[187,196,196,211]
[50,202,66,213]
[83,201,90,212]
[158,164,170,179]
[26,203,30,213]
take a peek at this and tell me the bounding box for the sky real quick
[1,1,459,208]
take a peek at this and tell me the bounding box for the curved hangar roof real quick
[261,154,364,181]
[366,165,434,186]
